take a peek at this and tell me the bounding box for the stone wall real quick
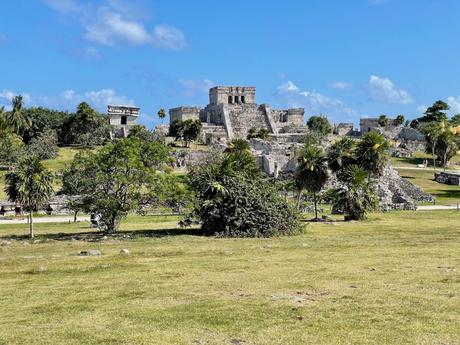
[209,86,256,105]
[334,123,354,136]
[169,107,201,123]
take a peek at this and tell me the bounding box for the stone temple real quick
[108,105,140,138]
[169,86,308,144]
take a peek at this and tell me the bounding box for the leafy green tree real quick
[295,143,328,219]
[26,129,59,160]
[0,131,25,166]
[451,114,460,126]
[307,115,332,135]
[169,119,202,147]
[436,129,459,169]
[4,157,54,238]
[59,102,110,146]
[3,95,32,135]
[327,137,356,173]
[422,100,449,123]
[128,124,164,142]
[420,121,444,171]
[333,165,378,221]
[355,131,390,176]
[21,107,68,143]
[62,138,171,233]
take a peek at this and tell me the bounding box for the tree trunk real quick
[73,210,78,223]
[313,191,318,220]
[29,210,34,239]
[296,190,302,210]
[432,144,436,172]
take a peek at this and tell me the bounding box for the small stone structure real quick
[108,105,140,138]
[435,171,460,186]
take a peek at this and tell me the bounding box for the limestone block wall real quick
[227,104,271,138]
[169,107,201,123]
[209,86,256,105]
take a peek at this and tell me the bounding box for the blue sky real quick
[1,0,460,127]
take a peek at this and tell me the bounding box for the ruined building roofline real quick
[210,86,256,91]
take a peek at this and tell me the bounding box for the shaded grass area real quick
[396,168,460,205]
[0,211,459,344]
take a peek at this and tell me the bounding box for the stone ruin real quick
[169,86,309,144]
[360,118,426,157]
[108,105,140,138]
[435,171,460,186]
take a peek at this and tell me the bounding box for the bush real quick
[26,130,59,160]
[188,151,300,237]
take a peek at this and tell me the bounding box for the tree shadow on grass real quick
[0,227,207,242]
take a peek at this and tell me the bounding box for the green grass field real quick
[0,211,459,345]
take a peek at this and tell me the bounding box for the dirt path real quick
[0,216,89,225]
[416,205,459,211]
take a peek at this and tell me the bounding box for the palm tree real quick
[222,139,261,179]
[355,131,390,176]
[157,108,166,124]
[327,137,356,173]
[4,95,32,135]
[295,144,328,220]
[333,165,378,221]
[4,156,54,239]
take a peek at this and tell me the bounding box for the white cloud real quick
[44,0,186,50]
[0,89,32,110]
[85,10,151,46]
[1,88,133,113]
[40,89,134,112]
[179,79,214,99]
[367,75,413,104]
[329,81,352,90]
[151,25,186,50]
[277,80,357,119]
[447,96,460,114]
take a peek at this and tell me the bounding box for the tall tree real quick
[327,137,356,173]
[63,138,171,233]
[423,100,449,123]
[333,165,378,221]
[4,95,32,135]
[4,157,54,238]
[157,108,166,124]
[295,143,328,219]
[355,131,390,176]
[420,121,444,171]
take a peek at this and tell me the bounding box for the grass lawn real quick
[0,211,459,344]
[0,147,95,200]
[395,168,460,205]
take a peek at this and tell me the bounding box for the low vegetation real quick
[0,211,458,345]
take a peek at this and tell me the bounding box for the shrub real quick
[188,144,299,237]
[189,171,300,237]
